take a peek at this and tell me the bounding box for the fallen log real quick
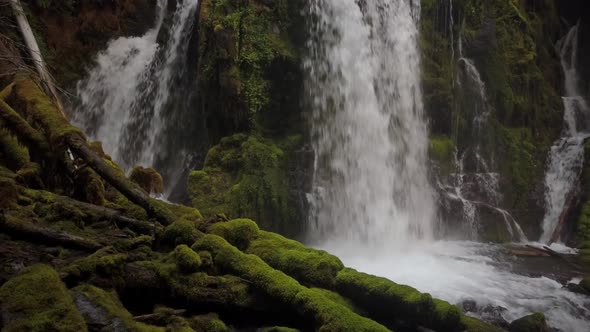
[0,213,102,251]
[21,188,161,234]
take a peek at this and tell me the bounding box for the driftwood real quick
[0,214,102,251]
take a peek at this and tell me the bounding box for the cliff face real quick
[421,0,590,242]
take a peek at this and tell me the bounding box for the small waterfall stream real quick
[540,22,590,243]
[73,0,202,197]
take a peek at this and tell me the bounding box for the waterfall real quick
[73,0,201,196]
[540,22,590,243]
[305,0,435,246]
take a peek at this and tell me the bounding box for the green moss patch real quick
[162,219,203,247]
[175,244,202,273]
[209,218,260,250]
[0,264,87,332]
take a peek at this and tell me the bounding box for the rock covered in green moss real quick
[462,316,506,332]
[189,134,292,233]
[0,264,87,332]
[509,313,549,332]
[209,218,260,250]
[247,231,344,287]
[72,284,164,332]
[193,234,390,331]
[581,277,590,293]
[130,166,164,195]
[175,244,202,273]
[0,177,18,208]
[189,313,229,332]
[162,219,203,246]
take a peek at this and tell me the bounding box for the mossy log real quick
[22,187,161,234]
[10,77,173,225]
[0,214,102,251]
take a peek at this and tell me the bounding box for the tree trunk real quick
[9,0,65,117]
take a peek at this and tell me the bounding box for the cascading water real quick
[306,2,589,330]
[73,0,202,197]
[306,0,435,247]
[540,22,590,243]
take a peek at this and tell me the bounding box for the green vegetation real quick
[189,134,297,234]
[0,264,87,332]
[174,244,202,273]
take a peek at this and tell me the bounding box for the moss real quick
[247,231,344,288]
[193,234,389,331]
[0,264,87,332]
[260,327,299,332]
[74,166,105,205]
[209,218,260,250]
[130,166,164,195]
[62,247,128,281]
[189,134,293,233]
[175,244,202,273]
[509,313,549,332]
[73,284,165,332]
[162,219,203,247]
[334,268,462,331]
[165,271,254,308]
[428,135,456,177]
[461,316,505,332]
[198,0,300,137]
[189,313,229,332]
[0,127,30,171]
[13,76,85,147]
[580,277,590,293]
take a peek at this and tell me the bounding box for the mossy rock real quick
[508,313,549,332]
[72,284,165,332]
[175,244,202,273]
[580,277,590,293]
[0,264,87,332]
[162,219,203,247]
[130,166,164,195]
[208,218,260,250]
[189,134,293,233]
[189,313,229,332]
[247,231,344,288]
